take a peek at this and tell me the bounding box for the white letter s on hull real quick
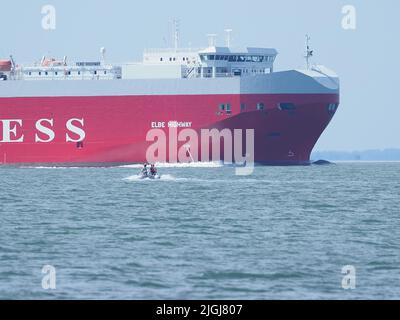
[35,119,55,142]
[66,118,86,142]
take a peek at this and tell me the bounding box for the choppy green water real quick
[0,162,399,299]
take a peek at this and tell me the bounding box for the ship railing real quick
[181,66,236,79]
[199,72,234,78]
[183,67,195,78]
[144,48,203,54]
[215,72,232,78]
[182,66,201,79]
[6,70,23,80]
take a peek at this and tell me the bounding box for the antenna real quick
[224,29,233,47]
[172,18,180,52]
[9,55,16,70]
[207,34,217,47]
[304,34,313,70]
[100,47,106,65]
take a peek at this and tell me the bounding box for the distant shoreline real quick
[312,149,400,161]
[316,160,400,163]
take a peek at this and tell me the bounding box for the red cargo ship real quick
[0,35,339,166]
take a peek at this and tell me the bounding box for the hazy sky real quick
[1,0,399,151]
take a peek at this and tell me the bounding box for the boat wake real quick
[123,174,188,182]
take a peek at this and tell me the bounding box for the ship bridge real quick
[121,46,278,80]
[197,47,277,78]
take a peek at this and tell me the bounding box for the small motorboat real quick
[148,173,161,180]
[138,169,161,180]
[138,173,161,180]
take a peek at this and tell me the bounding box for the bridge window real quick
[219,104,225,111]
[226,104,232,114]
[240,103,246,112]
[39,72,42,76]
[228,55,236,62]
[160,58,163,62]
[233,69,241,76]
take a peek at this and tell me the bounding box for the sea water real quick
[0,162,399,299]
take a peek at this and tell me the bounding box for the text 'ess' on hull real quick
[0,34,339,166]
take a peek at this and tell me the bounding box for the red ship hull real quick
[0,93,338,166]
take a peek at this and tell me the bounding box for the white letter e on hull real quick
[1,119,24,143]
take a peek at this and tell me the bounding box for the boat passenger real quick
[150,164,157,176]
[141,163,148,177]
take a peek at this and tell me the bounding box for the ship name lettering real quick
[151,122,165,128]
[0,118,86,143]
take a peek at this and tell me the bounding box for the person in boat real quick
[141,163,149,177]
[150,164,157,177]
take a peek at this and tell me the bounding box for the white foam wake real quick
[123,174,188,182]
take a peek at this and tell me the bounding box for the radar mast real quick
[304,35,313,70]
